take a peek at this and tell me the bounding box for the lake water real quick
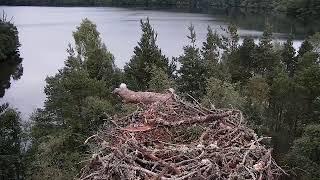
[0,6,310,119]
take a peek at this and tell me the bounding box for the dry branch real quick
[79,86,286,180]
[113,83,173,104]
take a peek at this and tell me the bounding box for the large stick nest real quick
[79,88,286,180]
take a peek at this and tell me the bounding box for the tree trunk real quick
[113,84,173,104]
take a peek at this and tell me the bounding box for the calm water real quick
[0,6,307,119]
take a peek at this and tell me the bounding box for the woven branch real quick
[79,87,287,180]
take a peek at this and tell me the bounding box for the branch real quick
[151,111,232,126]
[113,83,173,104]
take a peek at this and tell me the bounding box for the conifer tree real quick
[124,18,173,91]
[177,24,206,100]
[281,35,296,76]
[0,13,23,98]
[0,13,20,63]
[73,18,116,87]
[28,19,119,179]
[297,39,313,58]
[256,23,278,75]
[219,23,240,82]
[309,32,320,53]
[221,23,239,53]
[229,37,257,83]
[148,66,173,92]
[201,26,222,79]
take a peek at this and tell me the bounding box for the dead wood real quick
[79,86,287,180]
[113,83,173,104]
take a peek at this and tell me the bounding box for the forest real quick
[1,0,320,20]
[1,7,320,180]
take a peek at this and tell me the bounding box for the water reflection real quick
[205,7,320,39]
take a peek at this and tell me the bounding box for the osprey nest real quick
[79,85,286,180]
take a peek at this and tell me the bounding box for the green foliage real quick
[177,24,206,100]
[0,56,23,98]
[285,124,320,180]
[255,22,278,75]
[27,19,120,179]
[309,32,320,53]
[202,26,221,64]
[229,37,258,83]
[286,0,320,20]
[202,77,244,109]
[124,18,173,91]
[28,130,84,180]
[242,76,269,130]
[11,13,320,180]
[0,13,23,98]
[221,23,239,53]
[295,52,320,102]
[148,66,174,92]
[298,39,313,58]
[73,19,116,84]
[0,106,24,180]
[0,13,24,180]
[0,14,20,62]
[240,0,276,9]
[202,26,227,80]
[281,35,296,76]
[245,76,270,105]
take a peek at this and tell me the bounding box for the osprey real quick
[119,83,127,89]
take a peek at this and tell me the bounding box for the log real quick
[113,83,174,104]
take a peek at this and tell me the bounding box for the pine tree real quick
[229,37,257,83]
[221,23,239,53]
[309,32,320,53]
[0,13,21,63]
[219,23,240,83]
[148,66,173,92]
[177,24,206,100]
[281,35,296,76]
[256,22,278,75]
[124,18,173,91]
[202,26,221,64]
[0,13,23,98]
[201,26,222,79]
[295,53,320,108]
[297,39,313,58]
[28,19,119,179]
[72,18,116,87]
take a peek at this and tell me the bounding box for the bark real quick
[113,84,174,104]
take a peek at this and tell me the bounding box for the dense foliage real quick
[124,18,174,91]
[25,19,121,179]
[0,104,24,180]
[177,24,206,99]
[0,14,23,98]
[1,12,320,179]
[0,15,24,179]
